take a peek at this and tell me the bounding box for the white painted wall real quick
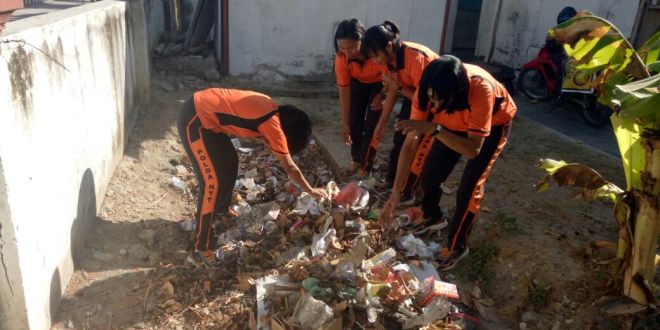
[0,1,149,329]
[228,0,447,76]
[475,0,641,68]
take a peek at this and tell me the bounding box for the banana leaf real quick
[549,15,658,190]
[637,30,660,68]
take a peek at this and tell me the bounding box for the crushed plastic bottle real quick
[232,201,252,216]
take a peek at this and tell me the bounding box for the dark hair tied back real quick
[382,20,400,34]
[361,20,401,57]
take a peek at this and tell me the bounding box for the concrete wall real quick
[145,0,166,51]
[475,0,641,68]
[228,0,447,76]
[0,1,150,329]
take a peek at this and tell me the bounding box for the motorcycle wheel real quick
[582,101,612,127]
[518,68,551,101]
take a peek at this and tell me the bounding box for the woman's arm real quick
[273,153,326,199]
[395,120,485,159]
[338,85,352,144]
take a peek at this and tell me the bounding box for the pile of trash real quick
[147,139,481,329]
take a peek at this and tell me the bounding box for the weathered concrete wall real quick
[475,0,640,68]
[145,0,165,51]
[0,1,149,329]
[228,0,447,76]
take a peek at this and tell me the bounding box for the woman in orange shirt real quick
[177,88,326,267]
[334,19,386,176]
[361,20,439,202]
[380,56,517,270]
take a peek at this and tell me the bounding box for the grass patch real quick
[527,280,551,307]
[456,244,498,286]
[486,212,525,235]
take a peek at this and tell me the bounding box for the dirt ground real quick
[51,73,651,330]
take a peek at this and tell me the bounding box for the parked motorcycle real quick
[518,43,612,127]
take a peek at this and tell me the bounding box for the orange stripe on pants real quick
[448,122,512,251]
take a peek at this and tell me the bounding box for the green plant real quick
[487,212,524,234]
[527,280,551,307]
[538,14,659,311]
[459,245,498,285]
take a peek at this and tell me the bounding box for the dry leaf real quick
[161,281,175,297]
[236,274,256,292]
[166,302,183,313]
[320,317,342,330]
[471,283,482,300]
[249,311,257,330]
[203,281,211,293]
[271,315,286,330]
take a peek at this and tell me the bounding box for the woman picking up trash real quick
[177,88,327,267]
[334,19,388,178]
[361,20,439,203]
[379,56,517,270]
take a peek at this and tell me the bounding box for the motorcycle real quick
[518,43,612,127]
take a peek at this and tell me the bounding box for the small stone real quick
[172,250,188,262]
[93,251,114,262]
[138,229,157,247]
[66,320,74,328]
[565,319,573,325]
[570,301,578,310]
[521,311,538,323]
[156,80,174,92]
[148,252,161,266]
[519,322,527,330]
[119,249,128,256]
[551,321,561,330]
[128,244,151,261]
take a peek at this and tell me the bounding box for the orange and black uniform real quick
[177,89,289,251]
[387,41,439,188]
[411,64,517,251]
[335,53,385,171]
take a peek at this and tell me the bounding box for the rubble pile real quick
[140,139,481,330]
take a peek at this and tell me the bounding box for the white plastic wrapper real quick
[397,234,438,260]
[292,292,335,329]
[293,192,321,215]
[311,228,336,257]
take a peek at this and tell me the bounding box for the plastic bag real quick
[397,234,436,259]
[311,228,336,256]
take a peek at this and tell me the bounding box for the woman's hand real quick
[370,93,384,111]
[395,120,436,135]
[379,192,400,226]
[342,124,352,145]
[308,187,328,200]
[382,72,399,94]
[374,121,386,141]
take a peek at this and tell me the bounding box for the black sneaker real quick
[401,215,448,234]
[437,246,470,271]
[186,250,219,268]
